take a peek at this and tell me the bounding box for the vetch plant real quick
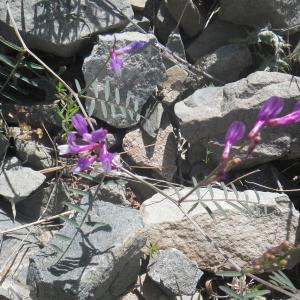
[202,96,300,185]
[57,113,120,173]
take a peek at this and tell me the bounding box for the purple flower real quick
[57,132,97,155]
[267,99,300,126]
[57,114,107,156]
[115,41,147,55]
[109,54,124,78]
[248,96,284,139]
[99,142,120,172]
[222,121,246,160]
[109,41,147,77]
[71,114,88,136]
[57,114,121,172]
[73,155,97,173]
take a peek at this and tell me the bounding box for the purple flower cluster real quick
[222,96,300,161]
[109,41,147,77]
[58,114,120,173]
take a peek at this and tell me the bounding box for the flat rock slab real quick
[148,248,203,296]
[175,71,300,168]
[141,187,300,272]
[220,0,300,29]
[28,200,145,300]
[83,31,166,128]
[0,0,133,57]
[0,157,46,203]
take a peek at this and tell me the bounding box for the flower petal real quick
[110,57,124,77]
[99,142,120,172]
[91,128,107,143]
[73,155,97,173]
[249,96,284,139]
[57,144,70,155]
[225,121,246,144]
[257,96,284,121]
[71,114,88,136]
[222,121,246,160]
[115,41,147,55]
[69,143,97,154]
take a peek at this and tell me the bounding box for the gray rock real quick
[174,71,300,168]
[148,248,203,296]
[123,113,177,181]
[196,44,252,83]
[186,18,247,62]
[0,132,8,158]
[27,200,145,300]
[0,157,46,203]
[16,180,68,219]
[154,2,177,44]
[219,0,300,29]
[165,0,206,38]
[141,187,300,272]
[0,0,133,57]
[10,127,55,170]
[83,31,166,128]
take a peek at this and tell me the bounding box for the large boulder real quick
[174,71,300,168]
[219,0,300,29]
[83,31,166,128]
[0,0,133,57]
[28,200,145,300]
[141,187,300,272]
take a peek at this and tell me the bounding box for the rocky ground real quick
[0,0,300,299]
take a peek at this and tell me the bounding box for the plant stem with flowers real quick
[200,96,300,186]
